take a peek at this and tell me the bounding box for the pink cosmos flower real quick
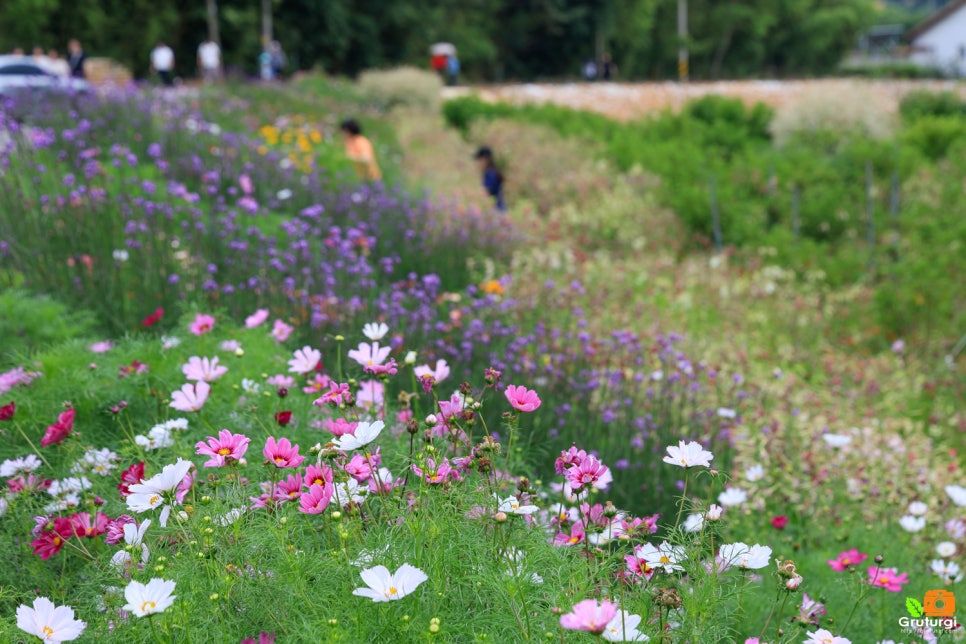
[566,456,612,492]
[412,458,455,485]
[41,408,76,447]
[288,346,322,375]
[414,359,450,384]
[169,381,211,412]
[182,356,228,382]
[803,630,851,644]
[624,550,656,581]
[263,436,304,468]
[302,373,332,394]
[105,515,137,545]
[195,430,251,467]
[504,384,541,412]
[305,464,334,488]
[326,417,358,437]
[239,174,253,195]
[347,342,391,368]
[88,340,113,353]
[314,381,351,407]
[69,511,110,538]
[553,522,586,546]
[266,374,295,388]
[298,483,333,514]
[827,548,868,572]
[269,320,292,343]
[363,358,398,377]
[555,446,587,475]
[345,454,373,482]
[273,472,304,502]
[867,566,909,592]
[559,599,618,634]
[189,313,215,335]
[245,308,270,328]
[356,380,384,410]
[240,632,275,644]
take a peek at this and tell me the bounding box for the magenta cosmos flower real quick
[867,566,909,592]
[559,599,618,634]
[189,313,215,335]
[504,384,541,412]
[263,436,304,468]
[827,548,868,571]
[195,430,251,467]
[169,381,210,412]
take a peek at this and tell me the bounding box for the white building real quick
[908,0,966,76]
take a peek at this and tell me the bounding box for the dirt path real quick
[443,78,966,121]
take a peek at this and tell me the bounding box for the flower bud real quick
[426,414,438,426]
[278,387,288,398]
[405,351,417,365]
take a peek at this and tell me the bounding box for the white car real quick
[0,55,91,96]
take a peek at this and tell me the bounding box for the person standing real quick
[150,41,175,86]
[340,119,382,182]
[446,54,460,86]
[46,50,70,77]
[270,41,286,80]
[474,146,506,212]
[197,38,221,82]
[67,39,86,78]
[600,53,616,81]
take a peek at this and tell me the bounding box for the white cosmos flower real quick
[276,188,292,200]
[601,610,649,642]
[706,504,724,520]
[122,578,177,617]
[822,433,852,448]
[241,378,261,394]
[662,440,713,468]
[161,335,181,350]
[745,464,764,482]
[331,421,384,451]
[352,563,427,602]
[362,322,389,341]
[683,513,704,532]
[931,559,962,580]
[945,485,966,507]
[47,477,92,497]
[503,548,543,584]
[288,346,322,375]
[126,459,192,527]
[717,407,736,419]
[719,542,772,570]
[414,359,451,383]
[1,454,42,477]
[134,426,174,451]
[637,541,685,573]
[908,501,928,516]
[333,478,368,506]
[497,494,539,515]
[16,597,87,642]
[937,541,957,558]
[718,487,748,507]
[899,515,926,533]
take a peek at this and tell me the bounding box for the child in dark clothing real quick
[474,146,505,212]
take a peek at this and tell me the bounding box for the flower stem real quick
[674,470,690,530]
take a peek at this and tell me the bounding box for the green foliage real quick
[899,90,966,123]
[901,116,966,161]
[0,290,96,362]
[356,66,443,111]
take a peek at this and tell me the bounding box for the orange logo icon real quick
[924,590,956,617]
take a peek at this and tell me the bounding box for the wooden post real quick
[206,0,220,46]
[710,174,722,252]
[677,0,689,81]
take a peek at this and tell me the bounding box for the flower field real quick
[0,78,964,643]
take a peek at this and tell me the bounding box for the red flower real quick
[31,517,73,560]
[142,307,164,327]
[41,408,76,447]
[771,515,789,530]
[274,410,292,427]
[69,511,110,538]
[0,401,14,420]
[118,461,145,499]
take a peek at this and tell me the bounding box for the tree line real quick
[0,0,902,80]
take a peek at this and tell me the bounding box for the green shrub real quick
[0,290,96,362]
[356,66,443,111]
[898,90,966,123]
[902,115,966,161]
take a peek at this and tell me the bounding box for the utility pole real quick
[206,0,220,46]
[677,0,689,81]
[261,0,273,49]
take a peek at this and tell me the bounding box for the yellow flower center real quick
[275,457,285,465]
[568,536,580,544]
[53,536,62,546]
[142,601,156,613]
[149,495,160,505]
[43,626,54,637]
[218,448,231,455]
[387,587,398,596]
[660,555,671,565]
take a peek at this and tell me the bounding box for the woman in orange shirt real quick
[340,119,382,181]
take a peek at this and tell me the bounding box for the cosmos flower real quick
[122,578,177,617]
[662,440,713,468]
[352,564,427,602]
[559,599,618,634]
[16,597,86,643]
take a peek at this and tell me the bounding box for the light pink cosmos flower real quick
[414,359,450,384]
[195,430,251,467]
[504,385,541,412]
[88,340,113,353]
[357,380,384,410]
[347,342,391,368]
[266,374,295,388]
[288,346,322,375]
[867,566,909,592]
[239,174,253,195]
[169,381,211,412]
[189,313,215,336]
[298,483,333,514]
[662,440,714,468]
[803,629,851,644]
[302,373,331,394]
[263,436,304,468]
[182,356,228,382]
[559,599,618,634]
[271,319,293,343]
[827,548,868,571]
[245,308,270,328]
[314,381,351,407]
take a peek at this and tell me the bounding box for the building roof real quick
[906,0,966,41]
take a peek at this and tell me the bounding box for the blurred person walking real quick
[197,38,221,82]
[340,119,382,182]
[270,41,286,80]
[150,41,175,86]
[474,146,506,212]
[67,39,86,78]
